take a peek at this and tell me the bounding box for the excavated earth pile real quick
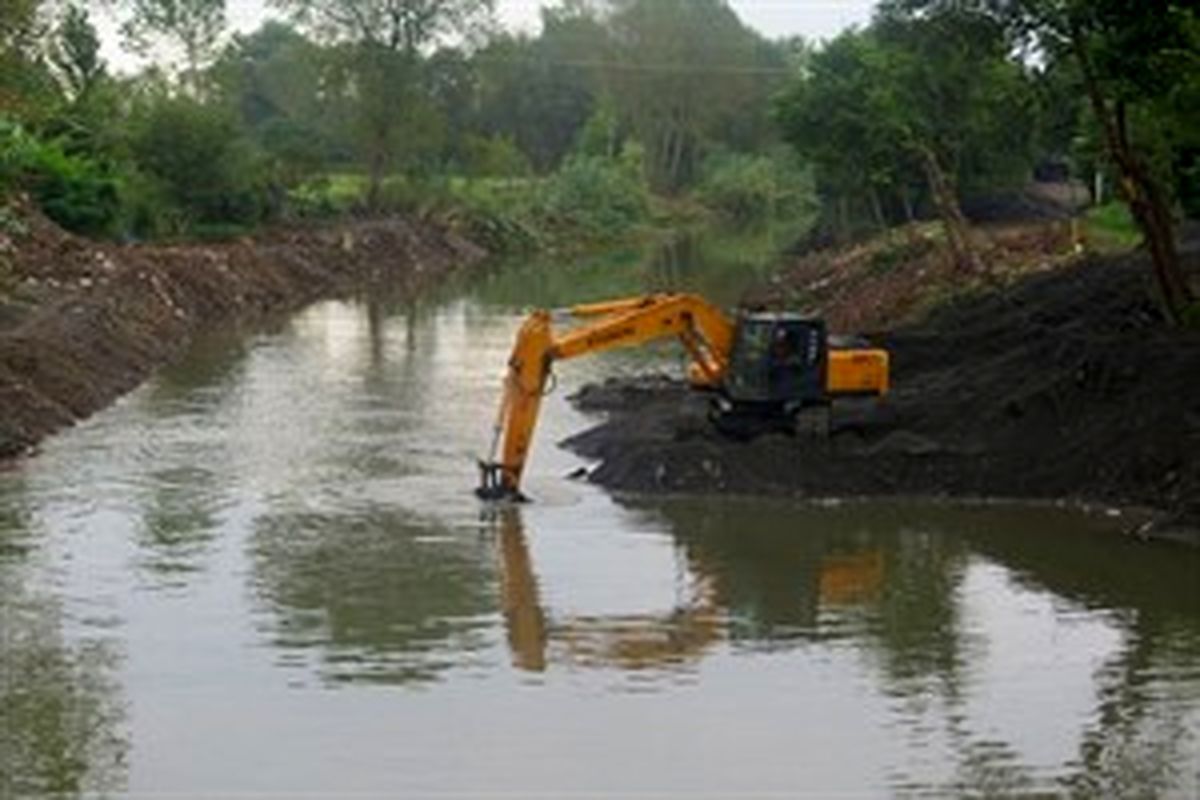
[565,247,1200,544]
[0,203,485,458]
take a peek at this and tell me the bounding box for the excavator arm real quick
[477,293,735,500]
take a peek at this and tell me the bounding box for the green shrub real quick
[461,134,530,179]
[697,152,778,222]
[0,117,121,236]
[1180,302,1200,330]
[1084,201,1141,250]
[128,98,272,228]
[697,151,814,225]
[537,155,647,236]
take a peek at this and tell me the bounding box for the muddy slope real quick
[564,247,1200,543]
[0,206,485,458]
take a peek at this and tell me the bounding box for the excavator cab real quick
[711,314,830,437]
[724,314,829,406]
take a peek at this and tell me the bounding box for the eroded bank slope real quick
[0,204,485,458]
[565,232,1200,544]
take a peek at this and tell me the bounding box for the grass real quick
[1084,202,1141,251]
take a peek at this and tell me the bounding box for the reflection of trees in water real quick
[642,499,1200,796]
[1062,623,1199,798]
[962,522,1200,798]
[0,499,126,796]
[134,465,221,587]
[645,499,970,686]
[250,509,495,685]
[0,473,34,559]
[363,296,425,370]
[470,226,789,311]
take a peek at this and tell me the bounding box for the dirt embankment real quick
[565,225,1200,545]
[0,201,486,458]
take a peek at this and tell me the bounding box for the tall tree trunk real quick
[367,149,385,210]
[653,126,674,193]
[837,194,850,244]
[917,144,984,274]
[868,185,887,230]
[898,184,915,223]
[666,126,689,194]
[1070,26,1194,323]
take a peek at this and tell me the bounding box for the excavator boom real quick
[477,294,735,500]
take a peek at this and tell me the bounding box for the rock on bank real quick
[0,205,485,458]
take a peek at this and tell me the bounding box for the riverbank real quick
[564,226,1200,546]
[0,200,486,459]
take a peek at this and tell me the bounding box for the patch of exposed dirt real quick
[743,221,1083,334]
[0,198,486,458]
[564,235,1200,546]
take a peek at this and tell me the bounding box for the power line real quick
[470,52,797,76]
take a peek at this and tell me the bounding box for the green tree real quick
[472,3,608,174]
[49,4,106,104]
[605,0,760,193]
[775,9,1036,269]
[211,22,332,187]
[118,0,228,89]
[270,0,493,205]
[876,5,1036,271]
[774,31,910,237]
[424,47,478,169]
[1,0,58,124]
[129,95,267,228]
[892,0,1198,320]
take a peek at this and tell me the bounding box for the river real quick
[2,229,1198,797]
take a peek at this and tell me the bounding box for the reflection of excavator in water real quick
[477,293,889,501]
[492,508,887,673]
[495,508,723,672]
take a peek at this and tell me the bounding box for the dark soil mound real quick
[0,208,485,458]
[564,248,1200,544]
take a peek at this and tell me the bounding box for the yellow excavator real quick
[477,293,889,501]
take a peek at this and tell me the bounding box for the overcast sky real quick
[98,0,879,70]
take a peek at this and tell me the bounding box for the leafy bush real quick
[1084,201,1141,250]
[697,151,814,224]
[461,134,529,179]
[128,98,273,229]
[0,117,121,235]
[537,154,647,236]
[697,152,777,221]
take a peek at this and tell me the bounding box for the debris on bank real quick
[0,199,486,458]
[564,234,1200,546]
[744,221,1084,334]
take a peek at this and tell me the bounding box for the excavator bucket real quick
[475,460,527,502]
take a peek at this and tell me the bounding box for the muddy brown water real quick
[2,232,1199,797]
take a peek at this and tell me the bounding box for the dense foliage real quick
[0,0,814,241]
[0,118,120,235]
[0,0,1194,305]
[773,6,1038,264]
